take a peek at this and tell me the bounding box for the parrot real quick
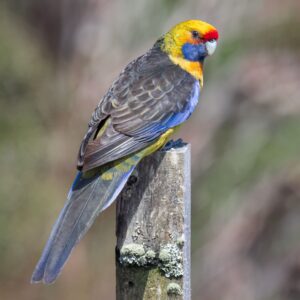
[31,19,218,284]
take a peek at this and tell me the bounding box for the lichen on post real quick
[116,141,191,299]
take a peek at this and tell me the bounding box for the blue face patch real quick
[182,43,207,62]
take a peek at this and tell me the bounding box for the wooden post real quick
[116,143,191,300]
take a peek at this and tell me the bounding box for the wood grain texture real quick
[116,143,191,299]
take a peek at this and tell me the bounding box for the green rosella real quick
[32,19,218,284]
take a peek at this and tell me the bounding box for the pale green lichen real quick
[176,236,185,248]
[167,282,183,296]
[121,243,145,256]
[159,244,183,278]
[159,248,172,262]
[145,249,156,263]
[119,244,146,266]
[119,244,157,266]
[119,243,184,278]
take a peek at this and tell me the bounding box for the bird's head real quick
[163,19,219,60]
[162,20,219,83]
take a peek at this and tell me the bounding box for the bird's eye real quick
[191,30,200,39]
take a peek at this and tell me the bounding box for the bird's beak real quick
[205,39,217,56]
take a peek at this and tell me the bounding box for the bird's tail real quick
[31,164,136,284]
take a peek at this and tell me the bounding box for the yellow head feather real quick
[162,20,218,86]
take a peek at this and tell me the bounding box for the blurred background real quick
[0,0,299,299]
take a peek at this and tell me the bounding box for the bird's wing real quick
[78,44,199,171]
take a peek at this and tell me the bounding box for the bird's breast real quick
[168,55,203,86]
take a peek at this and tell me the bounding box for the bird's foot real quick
[162,139,187,151]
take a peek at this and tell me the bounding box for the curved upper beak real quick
[205,39,217,56]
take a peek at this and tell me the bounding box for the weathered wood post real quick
[116,142,191,299]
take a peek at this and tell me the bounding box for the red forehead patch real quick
[203,30,219,41]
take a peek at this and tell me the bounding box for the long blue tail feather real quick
[31,166,135,284]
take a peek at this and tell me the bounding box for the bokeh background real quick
[0,0,300,299]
